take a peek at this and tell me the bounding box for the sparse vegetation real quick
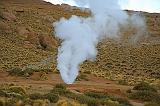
[29,93,44,100]
[50,84,132,106]
[8,86,26,96]
[8,68,34,77]
[54,83,66,90]
[76,74,88,81]
[84,91,108,99]
[133,82,157,92]
[44,93,59,103]
[144,102,160,106]
[128,82,160,104]
[0,0,160,106]
[129,90,160,102]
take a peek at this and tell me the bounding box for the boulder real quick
[38,34,57,51]
[17,27,29,38]
[26,31,41,47]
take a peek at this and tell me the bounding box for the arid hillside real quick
[0,0,160,106]
[0,0,160,84]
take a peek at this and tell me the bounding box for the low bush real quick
[8,68,34,77]
[44,93,59,103]
[133,82,157,92]
[4,99,17,106]
[0,88,25,99]
[84,91,108,99]
[8,68,23,76]
[110,97,132,106]
[102,99,120,106]
[54,83,66,90]
[76,95,101,106]
[22,68,34,77]
[129,90,160,103]
[8,86,26,96]
[29,93,44,100]
[144,102,160,106]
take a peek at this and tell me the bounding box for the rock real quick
[1,11,16,21]
[27,32,41,47]
[17,27,29,38]
[38,34,57,51]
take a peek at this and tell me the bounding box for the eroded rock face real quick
[19,27,58,51]
[38,34,57,51]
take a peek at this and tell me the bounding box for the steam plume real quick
[54,0,146,84]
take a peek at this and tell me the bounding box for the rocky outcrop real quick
[38,34,58,51]
[16,26,57,51]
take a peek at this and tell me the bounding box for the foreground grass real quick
[127,82,160,105]
[0,83,133,106]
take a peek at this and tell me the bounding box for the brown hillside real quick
[0,0,160,85]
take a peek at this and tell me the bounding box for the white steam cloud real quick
[54,0,146,84]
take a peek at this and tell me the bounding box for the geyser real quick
[54,0,146,84]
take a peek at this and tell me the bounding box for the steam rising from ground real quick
[54,0,146,84]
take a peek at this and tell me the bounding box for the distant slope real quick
[0,0,160,84]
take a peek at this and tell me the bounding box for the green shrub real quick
[8,68,34,77]
[144,102,160,106]
[8,68,23,76]
[133,82,157,92]
[8,86,26,96]
[51,88,69,95]
[76,95,101,106]
[101,99,121,106]
[0,89,7,97]
[44,93,59,103]
[84,91,108,99]
[29,93,44,100]
[22,68,34,77]
[110,97,132,106]
[129,90,160,103]
[54,84,66,90]
[23,98,33,105]
[7,92,24,99]
[5,99,16,106]
[0,89,24,99]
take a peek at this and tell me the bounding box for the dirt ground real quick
[0,71,144,106]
